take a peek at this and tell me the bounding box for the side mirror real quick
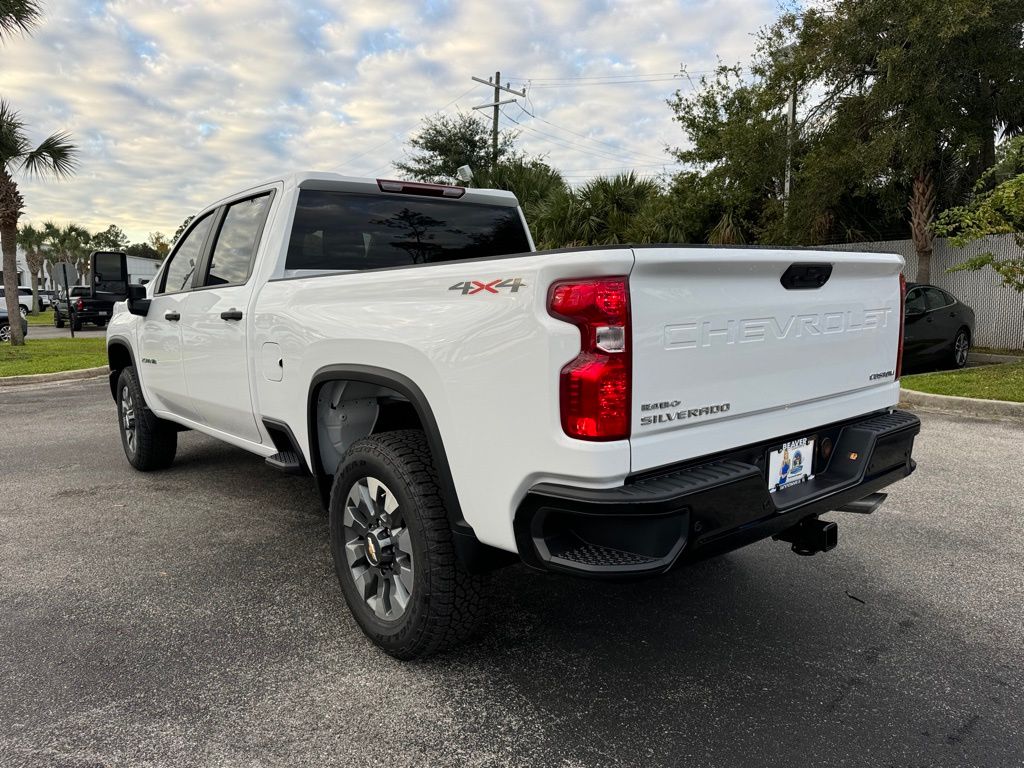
[91,250,129,301]
[127,283,151,316]
[905,306,926,321]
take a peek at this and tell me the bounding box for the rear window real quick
[285,190,530,272]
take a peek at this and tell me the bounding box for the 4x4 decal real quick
[449,278,526,295]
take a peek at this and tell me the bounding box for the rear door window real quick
[905,288,927,314]
[923,287,951,311]
[203,194,273,287]
[285,190,530,272]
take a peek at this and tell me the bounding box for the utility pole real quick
[471,71,526,169]
[783,80,798,214]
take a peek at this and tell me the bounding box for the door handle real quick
[220,309,243,321]
[164,311,180,321]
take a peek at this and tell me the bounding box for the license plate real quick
[767,437,815,492]
[98,311,108,316]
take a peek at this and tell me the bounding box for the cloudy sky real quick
[3,0,775,242]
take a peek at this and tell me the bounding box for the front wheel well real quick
[107,342,134,400]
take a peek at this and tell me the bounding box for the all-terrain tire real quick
[54,312,65,328]
[72,315,82,332]
[116,366,177,471]
[329,430,486,659]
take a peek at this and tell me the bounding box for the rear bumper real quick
[513,409,920,577]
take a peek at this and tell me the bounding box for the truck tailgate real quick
[628,247,904,473]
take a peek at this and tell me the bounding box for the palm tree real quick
[531,172,667,248]
[16,222,46,312]
[0,0,41,42]
[44,221,92,285]
[1,99,77,344]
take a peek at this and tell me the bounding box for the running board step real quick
[265,451,307,475]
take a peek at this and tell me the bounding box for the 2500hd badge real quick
[640,400,731,426]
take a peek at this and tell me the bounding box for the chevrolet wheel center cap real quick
[365,535,379,566]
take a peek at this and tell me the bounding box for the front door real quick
[137,212,216,420]
[180,192,274,443]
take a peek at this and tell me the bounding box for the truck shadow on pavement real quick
[7,428,1005,768]
[156,434,1015,767]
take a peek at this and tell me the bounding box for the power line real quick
[515,103,670,164]
[501,107,671,168]
[329,84,484,174]
[506,71,683,81]
[527,78,683,89]
[500,108,651,166]
[560,163,681,173]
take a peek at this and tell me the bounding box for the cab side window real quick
[203,194,272,287]
[160,213,214,294]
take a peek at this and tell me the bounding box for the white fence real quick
[826,234,1024,350]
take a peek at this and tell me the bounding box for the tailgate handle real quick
[781,263,833,290]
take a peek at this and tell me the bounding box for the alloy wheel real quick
[0,324,10,343]
[955,332,970,367]
[121,385,137,455]
[343,476,415,622]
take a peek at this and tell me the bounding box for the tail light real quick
[548,277,631,440]
[895,273,906,380]
[75,297,84,311]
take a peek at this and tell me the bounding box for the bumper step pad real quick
[555,541,657,568]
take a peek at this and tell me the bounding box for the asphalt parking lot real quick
[27,326,107,340]
[1,378,1021,768]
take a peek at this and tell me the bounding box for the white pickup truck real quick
[100,172,920,659]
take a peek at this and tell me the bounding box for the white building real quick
[7,245,161,288]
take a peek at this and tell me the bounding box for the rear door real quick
[628,248,904,472]
[922,286,956,357]
[902,286,929,358]
[180,191,274,443]
[138,213,215,420]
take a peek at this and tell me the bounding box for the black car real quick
[902,283,975,371]
[0,306,29,343]
[53,286,115,330]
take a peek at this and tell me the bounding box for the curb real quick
[0,366,108,388]
[900,387,1024,422]
[970,352,1023,365]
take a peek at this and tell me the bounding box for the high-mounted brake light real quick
[895,272,906,380]
[376,179,466,198]
[548,277,631,441]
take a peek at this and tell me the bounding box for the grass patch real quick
[972,345,1024,357]
[26,310,54,326]
[902,362,1024,403]
[0,338,107,377]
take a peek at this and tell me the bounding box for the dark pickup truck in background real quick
[54,286,115,330]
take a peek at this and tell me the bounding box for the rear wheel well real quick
[306,368,513,574]
[311,379,424,493]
